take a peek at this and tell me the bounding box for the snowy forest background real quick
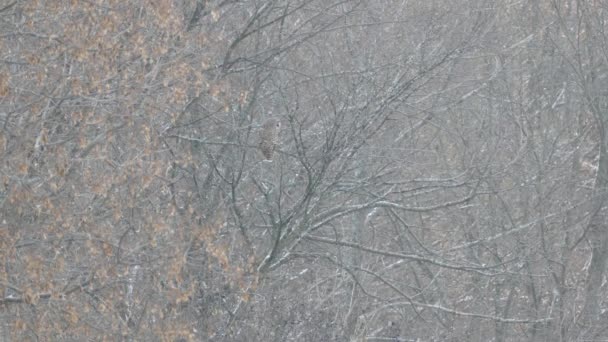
[2,0,608,341]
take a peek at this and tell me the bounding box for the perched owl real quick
[259,118,281,161]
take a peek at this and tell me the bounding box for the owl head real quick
[262,118,281,131]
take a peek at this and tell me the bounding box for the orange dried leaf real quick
[18,163,28,175]
[23,287,38,305]
[0,73,9,97]
[102,243,113,256]
[14,319,27,331]
[66,307,79,324]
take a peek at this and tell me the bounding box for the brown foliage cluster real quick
[0,1,250,340]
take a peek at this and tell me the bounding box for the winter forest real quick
[1,0,608,341]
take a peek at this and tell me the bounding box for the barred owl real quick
[259,118,281,161]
